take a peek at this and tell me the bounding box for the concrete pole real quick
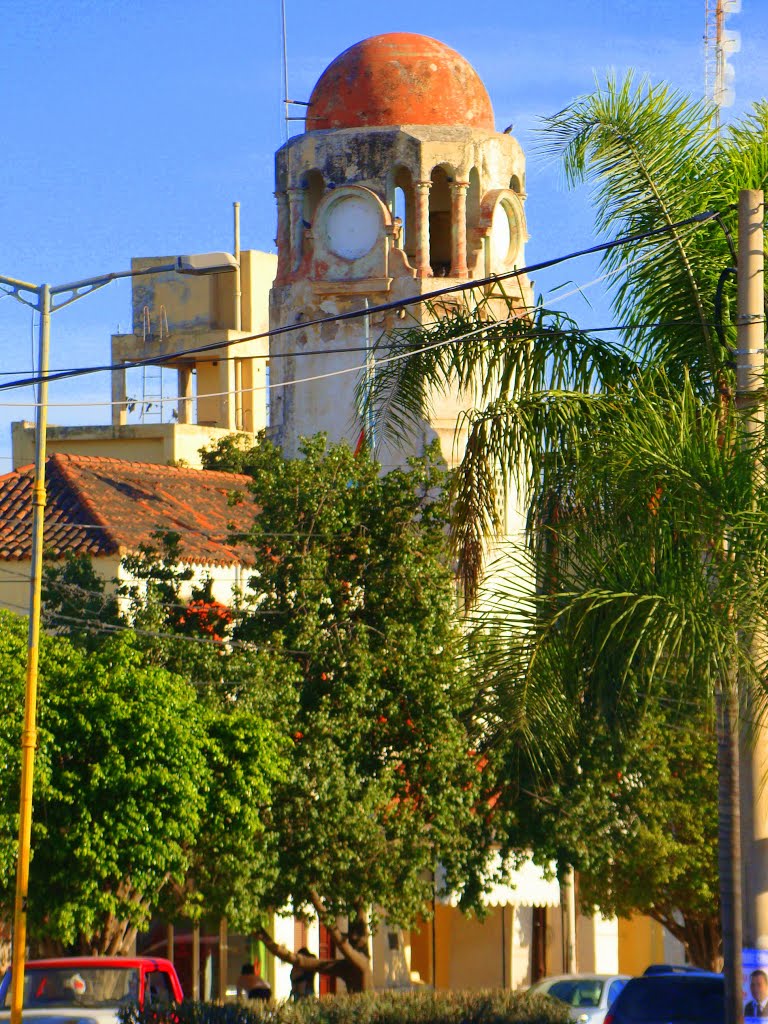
[561,865,577,974]
[738,189,767,952]
[218,918,228,1002]
[192,922,201,1000]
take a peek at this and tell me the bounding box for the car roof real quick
[536,974,630,983]
[22,957,174,971]
[625,973,723,985]
[635,970,722,980]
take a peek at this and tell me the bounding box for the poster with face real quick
[743,949,768,1019]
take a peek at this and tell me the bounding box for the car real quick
[604,969,724,1024]
[528,973,631,1024]
[0,956,183,1024]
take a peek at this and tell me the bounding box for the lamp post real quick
[0,252,237,1024]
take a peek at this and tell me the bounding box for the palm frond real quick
[539,73,727,390]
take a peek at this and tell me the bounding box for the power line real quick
[0,211,721,397]
[0,223,708,429]
[0,315,716,381]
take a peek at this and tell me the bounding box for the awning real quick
[436,853,561,908]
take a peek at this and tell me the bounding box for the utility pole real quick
[736,189,766,1024]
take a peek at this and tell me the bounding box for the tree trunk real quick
[256,894,374,993]
[652,911,722,972]
[717,685,744,1024]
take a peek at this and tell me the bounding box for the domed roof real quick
[306,32,495,132]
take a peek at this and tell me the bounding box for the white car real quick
[529,973,631,1024]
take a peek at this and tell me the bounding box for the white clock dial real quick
[491,201,512,264]
[325,194,380,260]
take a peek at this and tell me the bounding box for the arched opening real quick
[510,174,523,195]
[429,165,452,275]
[302,169,325,226]
[466,167,481,272]
[392,166,415,261]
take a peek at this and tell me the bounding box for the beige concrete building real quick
[12,249,276,471]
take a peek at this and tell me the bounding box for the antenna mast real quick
[281,0,290,142]
[705,0,741,119]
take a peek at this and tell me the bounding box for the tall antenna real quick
[281,0,290,142]
[705,0,741,119]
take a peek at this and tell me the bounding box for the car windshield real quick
[545,980,605,1008]
[617,977,724,1021]
[3,967,140,1009]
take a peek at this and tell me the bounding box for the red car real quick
[0,956,183,1023]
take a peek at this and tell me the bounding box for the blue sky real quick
[0,0,765,469]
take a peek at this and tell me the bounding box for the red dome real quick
[307,32,495,132]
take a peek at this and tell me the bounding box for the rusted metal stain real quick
[307,32,495,132]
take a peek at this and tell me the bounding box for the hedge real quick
[121,989,569,1024]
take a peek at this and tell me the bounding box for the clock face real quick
[324,194,381,260]
[490,196,522,266]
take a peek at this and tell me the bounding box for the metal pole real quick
[739,189,766,963]
[280,0,290,142]
[2,254,235,1023]
[233,202,242,332]
[10,284,50,1024]
[364,299,376,450]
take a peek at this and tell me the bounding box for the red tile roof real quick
[0,453,257,567]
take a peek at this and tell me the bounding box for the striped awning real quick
[436,853,561,908]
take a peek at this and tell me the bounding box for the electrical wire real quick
[0,318,723,380]
[0,228,712,411]
[0,210,721,398]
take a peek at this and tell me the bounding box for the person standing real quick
[290,949,317,1001]
[236,961,271,1002]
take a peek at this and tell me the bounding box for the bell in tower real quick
[269,32,531,465]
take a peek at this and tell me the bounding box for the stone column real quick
[288,188,305,272]
[275,192,291,281]
[414,181,433,277]
[112,363,127,426]
[219,354,236,430]
[177,365,193,424]
[450,181,469,278]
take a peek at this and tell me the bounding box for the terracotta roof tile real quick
[0,453,257,567]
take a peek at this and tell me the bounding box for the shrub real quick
[121,990,568,1024]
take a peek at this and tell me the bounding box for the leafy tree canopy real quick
[0,607,286,954]
[199,434,495,990]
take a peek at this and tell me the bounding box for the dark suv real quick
[605,970,724,1024]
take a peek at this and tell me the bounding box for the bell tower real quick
[269,32,532,465]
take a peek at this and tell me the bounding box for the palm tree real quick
[367,76,768,1019]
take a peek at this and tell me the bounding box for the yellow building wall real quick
[413,905,541,991]
[410,918,433,986]
[618,916,666,976]
[0,555,123,620]
[12,422,245,471]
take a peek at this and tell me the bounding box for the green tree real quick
[0,602,287,953]
[200,434,495,992]
[367,76,768,985]
[0,613,208,953]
